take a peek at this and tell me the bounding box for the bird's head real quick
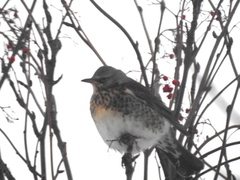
[82,66,129,90]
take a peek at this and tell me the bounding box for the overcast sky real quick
[1,0,240,180]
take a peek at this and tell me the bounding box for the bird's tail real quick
[177,143,204,175]
[157,140,204,177]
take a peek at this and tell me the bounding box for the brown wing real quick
[124,79,189,136]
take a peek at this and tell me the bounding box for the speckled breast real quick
[90,89,165,133]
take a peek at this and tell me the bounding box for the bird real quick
[82,66,203,175]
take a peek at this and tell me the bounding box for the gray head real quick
[82,66,130,89]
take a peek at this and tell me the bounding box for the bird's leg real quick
[120,133,139,180]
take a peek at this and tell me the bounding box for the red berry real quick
[163,84,169,92]
[216,16,221,21]
[6,44,12,49]
[178,114,184,121]
[22,48,29,53]
[163,84,173,92]
[8,56,15,63]
[169,54,174,59]
[167,93,173,99]
[185,108,190,113]
[210,11,214,16]
[14,12,18,17]
[163,76,168,81]
[172,79,179,85]
[181,15,186,20]
[163,84,174,92]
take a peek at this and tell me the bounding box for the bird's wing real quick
[124,79,189,136]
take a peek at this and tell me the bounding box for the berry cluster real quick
[161,75,179,99]
[6,44,29,63]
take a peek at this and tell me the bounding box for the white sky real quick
[1,0,240,180]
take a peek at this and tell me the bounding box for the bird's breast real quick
[90,89,167,131]
[88,89,170,154]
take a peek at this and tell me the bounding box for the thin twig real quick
[0,128,42,177]
[175,0,202,124]
[23,25,32,177]
[185,0,235,131]
[151,0,165,90]
[214,77,240,180]
[201,141,240,159]
[195,156,240,179]
[133,0,153,54]
[194,76,239,133]
[61,1,106,66]
[89,0,149,87]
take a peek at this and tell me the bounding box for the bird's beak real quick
[82,78,99,92]
[82,78,96,84]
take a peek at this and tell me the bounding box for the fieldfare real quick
[82,66,203,175]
